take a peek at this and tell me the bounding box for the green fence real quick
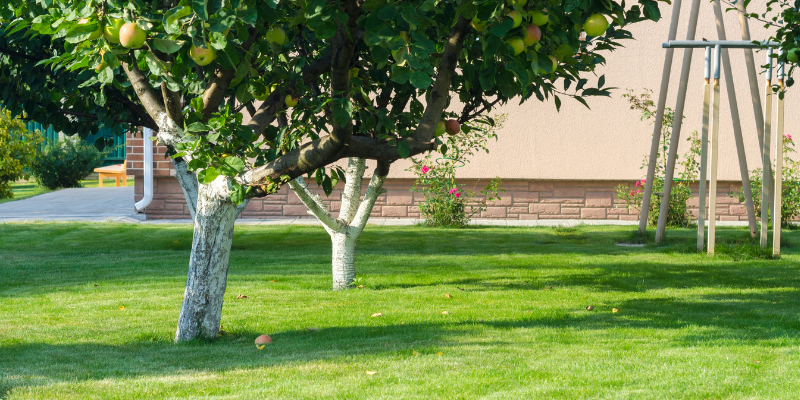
[26,122,126,167]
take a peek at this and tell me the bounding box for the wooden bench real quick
[94,163,128,187]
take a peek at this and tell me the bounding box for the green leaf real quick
[222,156,245,174]
[333,98,353,128]
[199,167,219,183]
[153,39,184,54]
[192,0,209,21]
[185,122,211,132]
[391,65,411,84]
[164,6,192,35]
[397,140,410,158]
[410,70,432,89]
[230,182,246,205]
[321,174,333,196]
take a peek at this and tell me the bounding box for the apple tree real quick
[2,0,665,342]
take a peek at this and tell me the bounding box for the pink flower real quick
[640,179,646,184]
[636,189,641,194]
[454,192,461,198]
[635,181,640,187]
[629,191,636,196]
[785,134,793,142]
[421,165,430,174]
[449,188,458,194]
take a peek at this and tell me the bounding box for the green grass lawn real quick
[1,223,799,399]
[0,178,135,204]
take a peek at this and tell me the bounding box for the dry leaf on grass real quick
[371,313,383,317]
[413,350,420,357]
[612,308,619,313]
[307,327,320,332]
[437,352,443,356]
[586,305,594,311]
[444,293,451,298]
[236,294,248,299]
[119,306,124,310]
[366,371,377,375]
[441,311,449,315]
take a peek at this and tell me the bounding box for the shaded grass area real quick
[1,223,800,399]
[0,178,135,204]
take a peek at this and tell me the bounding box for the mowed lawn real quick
[1,223,800,399]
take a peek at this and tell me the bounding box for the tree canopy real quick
[2,0,664,203]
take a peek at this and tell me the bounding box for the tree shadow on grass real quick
[3,287,800,397]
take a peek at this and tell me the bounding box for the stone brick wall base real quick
[135,176,751,221]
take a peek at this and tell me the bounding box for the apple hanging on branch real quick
[119,22,146,49]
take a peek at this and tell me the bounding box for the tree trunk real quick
[331,229,358,290]
[289,158,389,290]
[175,177,238,342]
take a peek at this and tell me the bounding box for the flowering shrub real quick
[616,89,699,227]
[0,110,42,199]
[409,116,505,228]
[738,134,800,227]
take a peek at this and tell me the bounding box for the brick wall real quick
[127,130,753,221]
[133,175,750,221]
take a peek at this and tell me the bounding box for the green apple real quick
[95,62,107,73]
[119,22,147,49]
[435,121,446,136]
[788,48,800,63]
[78,18,102,41]
[471,17,485,33]
[507,11,523,28]
[285,94,298,107]
[506,37,525,55]
[267,28,286,45]
[103,18,124,43]
[522,25,542,47]
[530,10,549,26]
[584,14,609,37]
[189,45,217,66]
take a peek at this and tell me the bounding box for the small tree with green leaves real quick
[0,110,42,199]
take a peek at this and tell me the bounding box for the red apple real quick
[523,25,542,47]
[255,334,272,349]
[119,22,146,49]
[445,119,460,135]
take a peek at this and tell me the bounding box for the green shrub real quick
[31,139,108,190]
[409,115,504,228]
[616,89,699,227]
[738,134,800,227]
[0,110,42,199]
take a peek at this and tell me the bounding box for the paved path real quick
[0,188,752,227]
[0,187,143,223]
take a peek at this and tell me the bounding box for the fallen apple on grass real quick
[255,335,272,349]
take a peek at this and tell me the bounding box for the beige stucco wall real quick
[378,2,798,181]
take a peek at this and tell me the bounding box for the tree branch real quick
[289,177,346,232]
[121,58,166,121]
[161,82,184,127]
[338,157,367,224]
[412,16,470,142]
[351,160,389,231]
[200,28,258,122]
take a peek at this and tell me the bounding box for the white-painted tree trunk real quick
[289,158,388,290]
[152,115,241,342]
[331,231,358,290]
[174,176,238,342]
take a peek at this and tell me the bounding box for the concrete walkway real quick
[0,187,752,227]
[0,187,143,223]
